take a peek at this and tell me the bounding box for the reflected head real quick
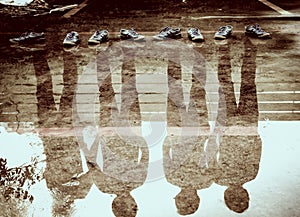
[112,194,138,217]
[175,188,200,215]
[224,185,249,213]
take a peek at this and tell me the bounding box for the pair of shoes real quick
[153,26,182,40]
[9,32,45,44]
[245,23,271,38]
[214,24,271,40]
[88,30,109,44]
[187,28,204,42]
[120,27,182,41]
[214,25,233,40]
[120,28,145,41]
[63,31,80,45]
[63,30,109,46]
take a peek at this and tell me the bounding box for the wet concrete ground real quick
[0,0,300,217]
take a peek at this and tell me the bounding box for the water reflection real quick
[33,50,55,126]
[214,38,262,213]
[84,45,148,217]
[162,46,215,215]
[0,37,266,217]
[34,49,93,216]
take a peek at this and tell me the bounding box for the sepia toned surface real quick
[0,0,300,216]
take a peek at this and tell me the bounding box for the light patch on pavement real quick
[258,0,292,15]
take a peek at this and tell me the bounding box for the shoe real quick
[9,32,45,44]
[63,31,80,46]
[153,26,182,40]
[120,28,145,41]
[245,23,271,38]
[187,28,204,42]
[214,25,233,40]
[88,30,109,44]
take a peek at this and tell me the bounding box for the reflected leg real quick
[238,38,258,125]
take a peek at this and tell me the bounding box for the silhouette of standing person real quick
[34,49,93,216]
[86,44,148,217]
[214,38,262,213]
[33,50,56,127]
[163,46,214,215]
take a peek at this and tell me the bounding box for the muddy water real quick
[0,16,300,217]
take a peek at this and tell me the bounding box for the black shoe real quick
[88,30,109,44]
[153,26,182,40]
[214,25,233,40]
[120,28,145,41]
[9,32,45,44]
[245,23,271,38]
[187,28,204,42]
[63,31,80,46]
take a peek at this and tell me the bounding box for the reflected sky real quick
[0,31,300,217]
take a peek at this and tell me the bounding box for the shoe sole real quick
[153,33,182,41]
[88,39,100,44]
[133,36,145,41]
[214,35,229,40]
[9,37,45,44]
[152,35,164,41]
[120,36,145,41]
[245,32,271,38]
[188,36,204,42]
[88,38,109,44]
[63,41,80,46]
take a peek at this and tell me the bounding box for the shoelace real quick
[129,28,139,36]
[66,32,76,39]
[218,26,227,33]
[19,32,30,38]
[254,23,265,33]
[95,30,107,37]
[160,26,171,33]
[190,28,199,35]
[254,23,261,30]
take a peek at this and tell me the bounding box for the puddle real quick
[0,30,299,216]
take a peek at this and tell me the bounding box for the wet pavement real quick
[0,0,300,217]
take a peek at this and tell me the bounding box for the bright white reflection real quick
[0,121,300,216]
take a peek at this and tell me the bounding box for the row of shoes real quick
[8,23,270,46]
[62,23,271,46]
[156,24,271,40]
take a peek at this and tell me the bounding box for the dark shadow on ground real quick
[267,0,300,12]
[81,0,276,17]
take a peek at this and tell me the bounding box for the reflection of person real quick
[33,50,55,127]
[34,50,93,216]
[86,46,148,217]
[215,38,262,213]
[163,50,214,215]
